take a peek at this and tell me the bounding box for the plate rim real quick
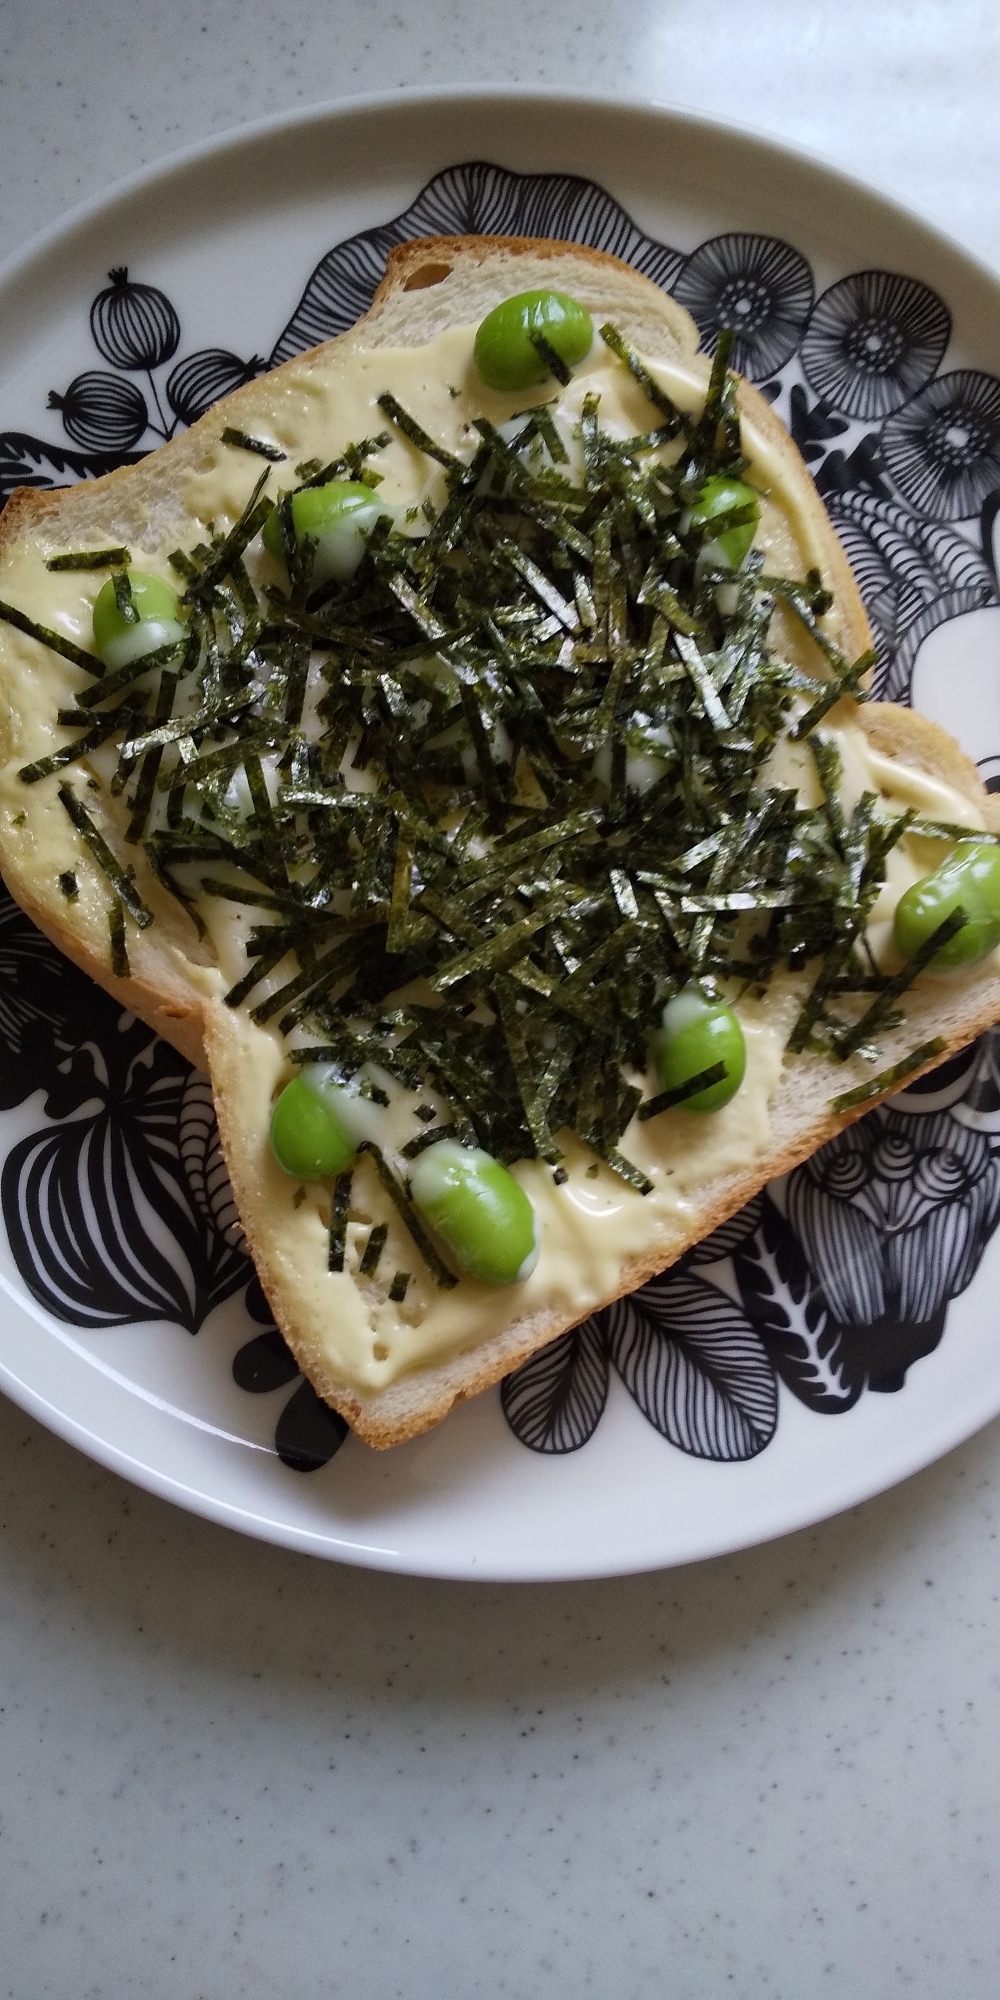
[3,86,1000,1579]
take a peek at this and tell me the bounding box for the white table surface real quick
[4,5,1000,1994]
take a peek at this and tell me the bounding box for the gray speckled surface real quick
[3,4,1000,1994]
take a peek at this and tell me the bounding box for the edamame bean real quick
[657,985,746,1113]
[409,1138,539,1285]
[686,474,760,569]
[270,1068,359,1180]
[262,480,391,587]
[894,841,1000,972]
[474,289,593,392]
[92,571,185,671]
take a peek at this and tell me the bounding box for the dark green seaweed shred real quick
[108,897,130,978]
[356,1142,458,1288]
[528,329,571,386]
[58,869,78,901]
[328,1170,352,1272]
[58,784,153,927]
[388,1269,410,1302]
[377,392,464,475]
[47,547,129,572]
[400,1126,453,1161]
[830,1036,948,1111]
[112,571,138,624]
[221,428,287,462]
[358,1221,388,1275]
[833,909,967,1059]
[0,597,101,673]
[637,1062,729,1120]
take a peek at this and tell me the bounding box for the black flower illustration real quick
[90,267,180,373]
[1,1024,249,1331]
[269,161,685,365]
[801,270,950,423]
[671,233,813,381]
[500,1320,609,1453]
[47,370,148,452]
[785,1097,1000,1391]
[824,488,996,700]
[882,369,1000,520]
[165,348,266,427]
[502,1262,778,1462]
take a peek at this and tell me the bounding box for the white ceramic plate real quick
[3,91,1000,1581]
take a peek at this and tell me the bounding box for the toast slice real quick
[1,235,998,1448]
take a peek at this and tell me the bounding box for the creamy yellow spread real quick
[0,325,986,1395]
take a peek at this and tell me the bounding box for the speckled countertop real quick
[4,5,1000,1995]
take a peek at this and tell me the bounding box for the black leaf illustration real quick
[270,162,685,365]
[787,383,850,464]
[1,1035,249,1331]
[801,270,951,423]
[90,267,180,372]
[882,369,1000,520]
[0,431,145,508]
[890,1037,986,1115]
[500,1317,609,1453]
[783,1102,1000,1392]
[0,881,104,1107]
[813,434,890,502]
[232,1327,300,1393]
[165,349,266,426]
[671,233,813,380]
[275,1379,349,1472]
[178,1070,245,1247]
[604,1270,778,1460]
[47,371,148,452]
[734,1194,861,1412]
[825,489,996,699]
[682,1193,764,1266]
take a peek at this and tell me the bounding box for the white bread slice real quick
[1,235,998,1449]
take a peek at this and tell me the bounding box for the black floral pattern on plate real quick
[5,162,1000,1475]
[824,488,997,699]
[503,1032,1000,1455]
[882,369,1000,520]
[800,270,951,424]
[671,232,814,380]
[0,875,345,1473]
[269,161,686,365]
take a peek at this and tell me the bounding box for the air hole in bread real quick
[402,261,452,292]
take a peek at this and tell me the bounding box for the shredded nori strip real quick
[108,898,130,978]
[58,784,153,926]
[400,1126,453,1161]
[356,1141,458,1288]
[528,329,571,386]
[58,869,78,901]
[0,598,100,673]
[833,909,967,1058]
[358,1221,388,1275]
[112,571,138,624]
[388,1270,410,1302]
[328,1170,352,1272]
[221,428,287,461]
[47,547,129,572]
[637,1061,729,1121]
[830,1037,947,1112]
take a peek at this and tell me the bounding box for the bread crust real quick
[1,235,996,1448]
